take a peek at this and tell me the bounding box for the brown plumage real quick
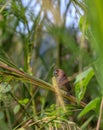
[53,69,71,92]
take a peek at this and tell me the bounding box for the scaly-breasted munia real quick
[53,69,71,93]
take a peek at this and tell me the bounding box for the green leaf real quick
[74,67,94,84]
[0,82,12,93]
[78,97,101,118]
[0,112,4,120]
[18,98,29,105]
[86,0,103,95]
[13,105,20,114]
[3,83,11,93]
[79,15,89,32]
[75,67,94,103]
[81,115,95,129]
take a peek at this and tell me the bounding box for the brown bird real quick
[53,69,71,93]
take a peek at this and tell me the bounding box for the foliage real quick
[0,0,103,130]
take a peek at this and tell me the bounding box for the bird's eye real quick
[53,69,58,77]
[63,73,66,77]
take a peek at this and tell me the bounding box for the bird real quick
[53,69,71,93]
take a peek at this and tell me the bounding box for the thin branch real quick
[0,63,86,107]
[9,92,40,128]
[96,97,103,130]
[63,0,72,25]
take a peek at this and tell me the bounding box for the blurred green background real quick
[0,0,103,130]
